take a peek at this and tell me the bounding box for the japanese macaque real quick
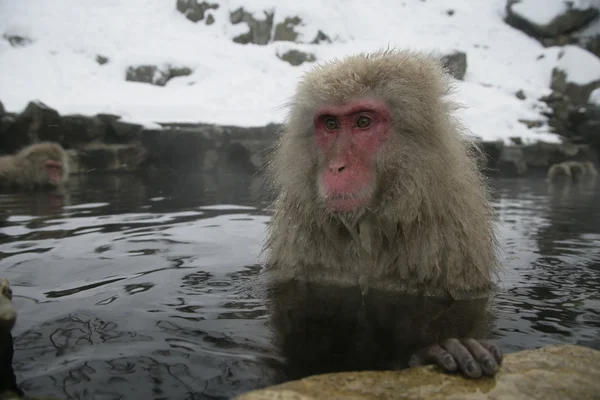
[0,142,69,190]
[0,279,22,397]
[547,160,598,183]
[263,49,502,379]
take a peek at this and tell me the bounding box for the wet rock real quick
[440,51,467,80]
[2,33,32,47]
[96,114,144,143]
[230,8,274,45]
[125,64,193,86]
[478,140,504,172]
[95,54,109,65]
[278,49,316,66]
[497,146,527,177]
[176,0,219,23]
[235,344,600,400]
[274,17,302,42]
[505,0,599,39]
[61,115,105,148]
[74,143,147,173]
[311,30,332,44]
[1,101,63,153]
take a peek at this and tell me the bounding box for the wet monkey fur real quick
[263,49,502,378]
[0,142,70,189]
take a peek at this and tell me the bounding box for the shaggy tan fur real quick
[0,142,70,189]
[263,49,500,300]
[547,160,598,183]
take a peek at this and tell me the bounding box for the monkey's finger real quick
[460,338,498,376]
[478,339,503,365]
[441,338,482,379]
[409,344,457,372]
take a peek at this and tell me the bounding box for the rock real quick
[278,49,316,66]
[61,114,105,148]
[206,14,215,25]
[497,146,527,177]
[176,0,219,23]
[516,90,526,100]
[518,119,544,129]
[2,101,63,153]
[446,9,455,16]
[125,64,192,86]
[230,8,274,45]
[551,67,600,105]
[0,100,4,116]
[274,17,302,42]
[440,51,467,80]
[2,34,32,47]
[235,344,600,400]
[573,104,600,152]
[74,143,146,173]
[311,30,332,44]
[95,55,109,65]
[505,0,599,39]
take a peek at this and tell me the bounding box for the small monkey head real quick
[16,142,69,187]
[275,49,454,216]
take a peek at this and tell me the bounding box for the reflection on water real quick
[0,172,598,399]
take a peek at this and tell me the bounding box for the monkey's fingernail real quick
[466,361,477,373]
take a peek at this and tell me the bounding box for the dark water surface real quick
[0,173,599,399]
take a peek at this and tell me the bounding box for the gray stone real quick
[230,8,274,45]
[206,13,215,25]
[551,67,600,105]
[516,90,526,100]
[440,51,467,80]
[273,16,302,42]
[75,143,146,173]
[2,34,32,47]
[2,101,63,153]
[0,100,4,117]
[61,114,105,148]
[497,146,527,177]
[278,49,316,66]
[235,344,600,400]
[95,55,109,65]
[176,0,219,23]
[311,30,332,44]
[125,64,192,86]
[505,0,599,39]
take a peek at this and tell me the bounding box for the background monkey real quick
[263,49,502,379]
[0,279,22,398]
[0,142,70,190]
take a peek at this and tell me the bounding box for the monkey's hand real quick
[408,338,502,379]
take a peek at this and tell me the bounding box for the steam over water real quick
[0,173,598,399]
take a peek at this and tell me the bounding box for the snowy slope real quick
[0,0,591,143]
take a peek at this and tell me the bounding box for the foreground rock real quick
[235,344,600,400]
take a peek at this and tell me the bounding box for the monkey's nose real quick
[329,161,346,174]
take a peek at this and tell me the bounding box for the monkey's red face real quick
[45,160,64,184]
[314,98,391,212]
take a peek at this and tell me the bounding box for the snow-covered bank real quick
[0,0,597,144]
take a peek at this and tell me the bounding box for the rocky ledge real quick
[0,100,599,178]
[235,344,600,400]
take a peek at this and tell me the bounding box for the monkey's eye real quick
[355,116,371,128]
[324,118,339,131]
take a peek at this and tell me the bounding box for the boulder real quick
[235,344,600,400]
[2,33,32,48]
[230,8,274,45]
[125,64,192,86]
[505,0,599,39]
[496,146,527,177]
[311,30,332,44]
[278,49,316,66]
[440,51,467,80]
[550,46,600,105]
[176,0,219,23]
[274,17,302,42]
[61,115,105,148]
[1,101,63,153]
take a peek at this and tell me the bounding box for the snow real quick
[0,0,596,144]
[511,0,594,27]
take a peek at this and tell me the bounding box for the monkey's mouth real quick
[45,160,63,184]
[323,191,371,212]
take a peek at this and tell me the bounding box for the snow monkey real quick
[0,142,70,189]
[263,49,503,379]
[0,278,22,396]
